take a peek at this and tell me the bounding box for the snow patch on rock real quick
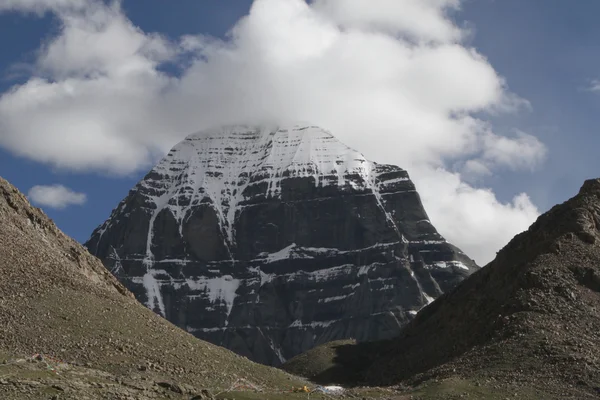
[185,275,241,319]
[140,270,167,318]
[133,125,402,248]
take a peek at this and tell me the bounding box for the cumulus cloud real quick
[0,0,547,264]
[311,0,463,43]
[28,184,87,209]
[412,167,539,264]
[479,130,547,170]
[587,79,600,92]
[460,129,547,180]
[0,0,87,14]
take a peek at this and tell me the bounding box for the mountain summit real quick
[86,125,477,365]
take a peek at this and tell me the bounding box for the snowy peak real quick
[86,123,478,366]
[138,125,384,245]
[157,124,373,192]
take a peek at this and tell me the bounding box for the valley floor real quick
[0,351,576,400]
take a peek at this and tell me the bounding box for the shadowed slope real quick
[285,179,600,398]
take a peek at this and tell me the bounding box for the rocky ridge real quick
[86,125,478,365]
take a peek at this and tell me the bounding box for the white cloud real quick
[0,0,174,174]
[462,159,492,179]
[0,0,87,14]
[0,0,547,264]
[479,129,547,170]
[311,0,463,43]
[28,184,87,209]
[460,129,547,180]
[413,167,539,265]
[587,79,600,92]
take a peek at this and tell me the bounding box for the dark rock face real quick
[85,125,477,366]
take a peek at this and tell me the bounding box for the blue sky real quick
[0,0,598,264]
[461,0,600,205]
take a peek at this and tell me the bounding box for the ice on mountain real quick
[136,125,395,249]
[141,270,167,318]
[185,275,241,318]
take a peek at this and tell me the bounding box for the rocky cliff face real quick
[85,125,477,365]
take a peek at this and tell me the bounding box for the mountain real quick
[0,176,312,399]
[284,179,600,398]
[85,124,478,366]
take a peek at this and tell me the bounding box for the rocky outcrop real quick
[85,125,477,365]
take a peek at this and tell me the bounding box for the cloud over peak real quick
[0,0,547,264]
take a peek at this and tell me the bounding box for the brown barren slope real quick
[0,177,314,399]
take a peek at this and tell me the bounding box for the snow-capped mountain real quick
[86,125,478,365]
